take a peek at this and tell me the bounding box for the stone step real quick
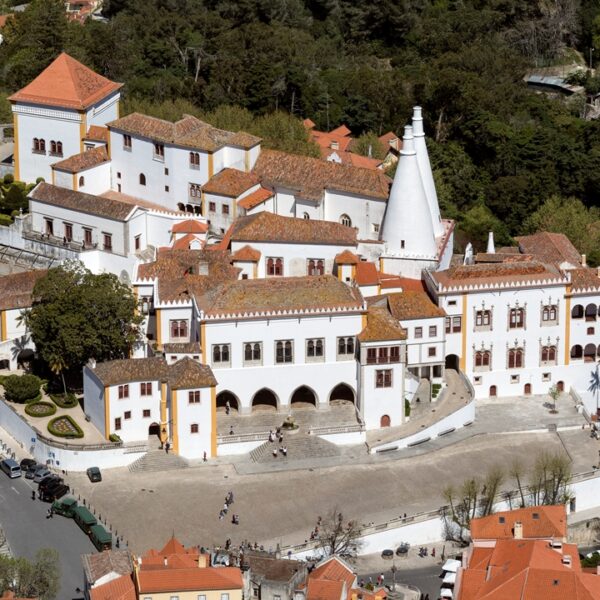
[250,433,341,463]
[128,449,189,472]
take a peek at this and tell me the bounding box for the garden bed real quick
[49,393,79,409]
[47,415,84,439]
[25,401,57,418]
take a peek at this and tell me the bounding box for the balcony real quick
[22,229,86,251]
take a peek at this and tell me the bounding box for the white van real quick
[0,458,22,478]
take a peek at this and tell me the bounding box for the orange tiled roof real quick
[0,269,47,310]
[386,291,446,320]
[172,220,208,234]
[355,261,379,286]
[9,53,122,110]
[470,505,567,541]
[237,186,274,210]
[137,566,243,594]
[515,231,581,266]
[231,245,261,262]
[358,306,407,342]
[335,250,359,265]
[107,113,260,151]
[199,275,363,316]
[570,267,600,292]
[89,574,136,600]
[52,146,109,173]
[203,168,258,197]
[227,212,357,246]
[379,276,425,292]
[378,131,400,147]
[307,579,345,600]
[253,149,391,201]
[84,125,109,143]
[322,148,382,170]
[172,233,204,250]
[303,118,316,129]
[310,556,356,591]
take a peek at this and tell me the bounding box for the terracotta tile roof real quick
[237,186,274,210]
[358,306,406,342]
[379,276,425,292]
[355,261,379,286]
[89,574,136,600]
[431,261,564,289]
[244,552,305,582]
[516,232,581,267]
[227,212,357,246]
[330,125,352,137]
[172,233,204,250]
[30,183,133,221]
[310,557,356,591]
[136,248,240,303]
[84,125,109,143]
[199,275,363,316]
[322,148,382,170]
[82,549,133,585]
[307,578,345,600]
[107,113,260,151]
[303,118,316,129]
[167,356,217,389]
[172,220,208,234]
[231,245,261,262]
[137,566,243,594]
[0,269,47,310]
[203,168,259,197]
[378,131,400,148]
[162,342,202,354]
[0,15,13,28]
[570,267,600,292]
[52,146,109,173]
[99,190,183,215]
[9,53,122,110]
[386,291,445,321]
[470,505,567,541]
[253,149,391,201]
[91,357,216,388]
[335,250,359,265]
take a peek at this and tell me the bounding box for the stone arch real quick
[489,385,497,397]
[148,422,161,437]
[328,383,355,404]
[445,354,460,371]
[524,383,531,395]
[216,390,239,413]
[571,304,584,319]
[571,344,583,359]
[289,385,317,409]
[586,303,597,321]
[252,388,279,412]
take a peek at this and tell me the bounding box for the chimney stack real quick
[582,254,587,267]
[514,521,523,539]
[487,231,495,254]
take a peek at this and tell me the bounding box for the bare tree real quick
[509,457,528,509]
[528,450,572,506]
[316,508,362,557]
[481,466,505,516]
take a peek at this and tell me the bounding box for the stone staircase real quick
[249,433,341,463]
[128,448,189,472]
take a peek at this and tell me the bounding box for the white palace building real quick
[0,53,599,463]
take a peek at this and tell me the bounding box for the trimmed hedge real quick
[47,415,84,439]
[49,393,79,409]
[3,374,41,403]
[25,401,57,418]
[109,433,122,443]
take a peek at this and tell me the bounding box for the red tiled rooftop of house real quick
[515,231,581,267]
[202,168,259,198]
[379,276,425,292]
[237,186,274,210]
[386,291,446,321]
[309,557,356,594]
[306,579,345,600]
[358,306,406,342]
[52,146,109,173]
[84,125,109,143]
[172,220,208,234]
[231,245,261,262]
[335,250,359,265]
[355,261,379,286]
[89,574,136,600]
[137,566,243,594]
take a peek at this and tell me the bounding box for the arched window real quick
[275,258,283,276]
[213,346,221,362]
[315,339,323,356]
[78,176,85,187]
[39,139,46,152]
[572,304,584,319]
[244,343,252,362]
[33,138,40,152]
[56,141,62,156]
[542,306,557,322]
[139,173,146,186]
[190,423,199,434]
[584,343,596,362]
[308,259,315,275]
[177,203,185,211]
[570,345,583,359]
[267,258,274,275]
[340,214,352,227]
[508,348,523,369]
[189,152,200,167]
[541,345,556,363]
[509,308,525,329]
[475,350,491,368]
[50,140,57,154]
[316,260,324,275]
[303,212,310,220]
[586,304,597,322]
[476,310,491,327]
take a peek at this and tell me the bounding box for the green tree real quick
[352,132,386,160]
[25,262,142,387]
[0,548,60,600]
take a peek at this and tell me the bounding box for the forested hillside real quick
[2,0,600,256]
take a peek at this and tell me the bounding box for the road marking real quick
[10,487,19,495]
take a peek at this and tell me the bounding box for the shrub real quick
[0,214,12,227]
[3,174,14,185]
[405,398,411,417]
[109,433,122,443]
[2,374,42,403]
[49,393,79,409]
[47,415,83,438]
[25,401,57,418]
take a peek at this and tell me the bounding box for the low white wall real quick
[370,399,475,453]
[217,439,265,456]
[0,399,145,471]
[316,430,365,445]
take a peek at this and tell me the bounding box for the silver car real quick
[33,467,51,483]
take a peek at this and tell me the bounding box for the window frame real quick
[170,320,189,340]
[118,384,129,399]
[189,390,201,404]
[275,340,293,364]
[375,369,392,388]
[306,338,325,362]
[212,344,231,367]
[243,342,262,366]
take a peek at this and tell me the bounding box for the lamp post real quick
[390,562,397,591]
[590,47,595,70]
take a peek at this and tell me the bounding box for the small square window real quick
[429,326,437,337]
[414,327,423,339]
[588,327,595,335]
[473,376,482,385]
[511,374,520,383]
[499,516,505,524]
[117,172,121,179]
[542,372,551,382]
[428,347,436,357]
[164,167,169,176]
[448,300,457,306]
[143,409,151,417]
[209,202,216,212]
[124,411,131,419]
[165,185,169,192]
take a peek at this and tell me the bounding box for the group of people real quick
[218,491,240,524]
[309,515,322,541]
[269,428,287,458]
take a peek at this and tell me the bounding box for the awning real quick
[443,572,456,585]
[439,588,454,599]
[442,559,461,573]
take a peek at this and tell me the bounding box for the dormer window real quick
[331,141,339,150]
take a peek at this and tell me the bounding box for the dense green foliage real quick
[1,0,600,250]
[0,548,60,599]
[2,374,41,403]
[23,262,142,387]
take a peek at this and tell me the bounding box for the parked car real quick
[33,468,51,483]
[51,496,78,517]
[41,482,69,502]
[25,463,44,479]
[381,549,394,559]
[19,458,36,471]
[86,467,102,482]
[38,475,62,493]
[0,459,21,478]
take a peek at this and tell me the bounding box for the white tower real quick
[487,231,495,254]
[412,106,444,238]
[381,125,437,259]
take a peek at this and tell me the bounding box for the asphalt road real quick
[0,472,96,600]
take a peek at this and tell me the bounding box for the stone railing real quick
[22,229,86,252]
[307,424,364,435]
[217,431,270,445]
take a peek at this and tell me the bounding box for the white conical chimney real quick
[463,243,474,265]
[381,125,437,259]
[487,231,495,254]
[412,106,444,238]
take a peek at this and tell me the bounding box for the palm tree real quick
[588,364,600,418]
[48,353,68,397]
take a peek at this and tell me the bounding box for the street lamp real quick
[390,563,397,591]
[590,47,595,70]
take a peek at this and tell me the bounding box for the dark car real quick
[19,458,36,471]
[41,482,69,502]
[38,475,62,493]
[25,463,44,479]
[86,467,102,482]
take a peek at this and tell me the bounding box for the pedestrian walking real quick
[165,441,170,454]
[272,448,278,458]
[269,430,274,442]
[282,446,287,456]
[203,451,207,462]
[432,547,436,558]
[219,510,225,520]
[225,400,231,415]
[31,490,35,501]
[278,434,283,443]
